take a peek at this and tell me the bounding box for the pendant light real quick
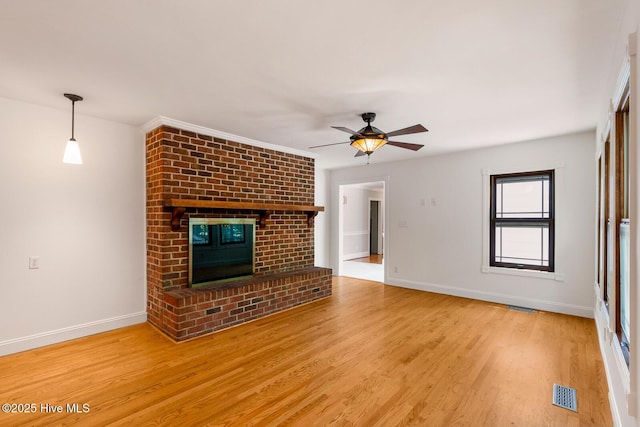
[63,93,83,164]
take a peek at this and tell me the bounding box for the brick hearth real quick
[146,124,332,341]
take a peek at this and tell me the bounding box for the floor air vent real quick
[507,305,535,313]
[552,384,577,412]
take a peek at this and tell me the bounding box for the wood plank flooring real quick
[0,277,612,426]
[349,255,383,264]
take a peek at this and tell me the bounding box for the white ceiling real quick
[0,0,628,169]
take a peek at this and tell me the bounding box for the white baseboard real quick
[0,312,147,356]
[386,278,593,318]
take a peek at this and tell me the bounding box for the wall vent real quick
[552,384,577,412]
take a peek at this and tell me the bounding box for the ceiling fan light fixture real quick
[311,112,428,161]
[350,137,387,155]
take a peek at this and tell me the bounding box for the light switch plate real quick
[29,256,40,269]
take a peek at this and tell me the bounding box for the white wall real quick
[0,97,146,355]
[329,131,595,317]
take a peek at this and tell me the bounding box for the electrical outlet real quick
[393,266,398,273]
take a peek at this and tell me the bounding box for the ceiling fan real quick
[310,112,428,162]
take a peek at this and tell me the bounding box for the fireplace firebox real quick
[189,218,256,287]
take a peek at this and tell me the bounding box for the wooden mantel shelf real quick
[163,198,325,230]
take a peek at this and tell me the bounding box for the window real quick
[490,170,554,272]
[599,140,611,310]
[615,88,630,365]
[597,74,630,367]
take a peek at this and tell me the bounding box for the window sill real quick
[482,265,564,281]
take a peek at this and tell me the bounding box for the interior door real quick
[370,200,380,254]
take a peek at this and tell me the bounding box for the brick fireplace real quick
[146,124,332,341]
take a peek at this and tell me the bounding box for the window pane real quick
[542,179,549,218]
[494,225,549,266]
[623,109,629,218]
[495,178,550,218]
[620,222,630,338]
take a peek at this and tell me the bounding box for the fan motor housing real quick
[353,124,385,140]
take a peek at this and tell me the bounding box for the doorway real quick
[339,181,385,282]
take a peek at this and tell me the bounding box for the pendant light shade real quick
[350,137,387,155]
[63,138,83,164]
[63,93,83,164]
[349,118,388,156]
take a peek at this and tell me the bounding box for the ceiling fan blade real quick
[387,141,424,151]
[385,124,428,137]
[331,126,363,136]
[354,150,366,157]
[309,141,352,149]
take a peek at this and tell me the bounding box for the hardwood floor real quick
[349,254,383,264]
[0,277,611,426]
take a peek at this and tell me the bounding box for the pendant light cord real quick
[64,93,83,141]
